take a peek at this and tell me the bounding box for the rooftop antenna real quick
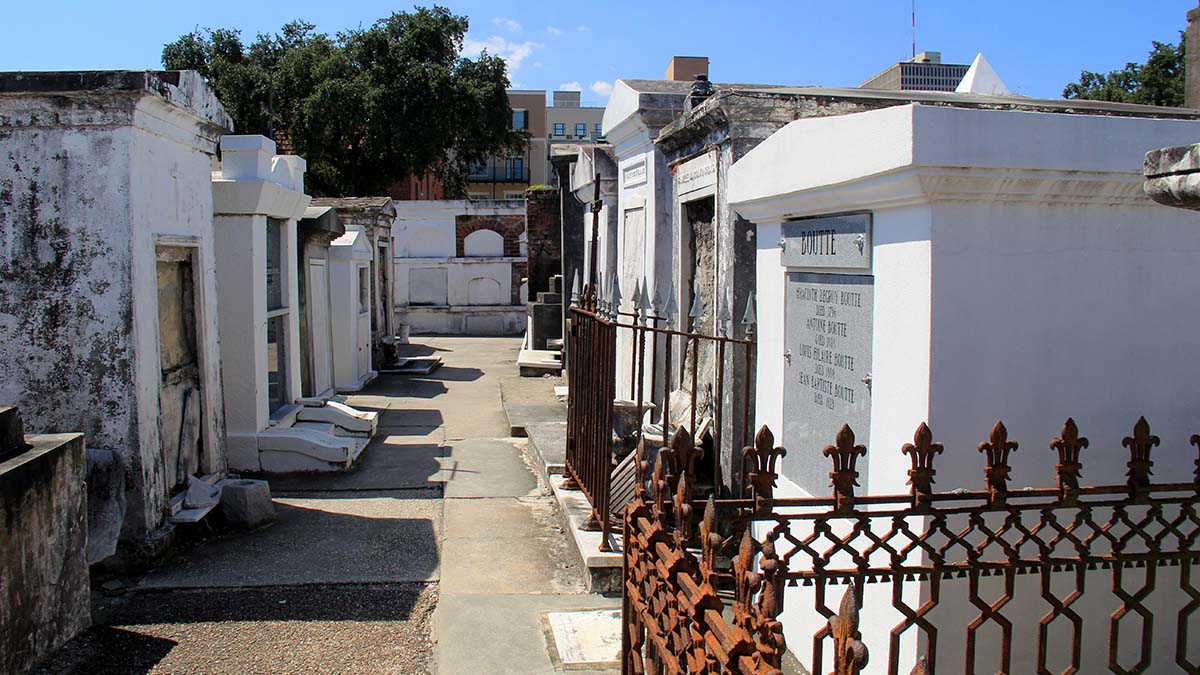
[911,0,917,59]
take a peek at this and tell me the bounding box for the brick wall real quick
[455,214,525,257]
[525,189,562,296]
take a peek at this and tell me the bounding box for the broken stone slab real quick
[1144,142,1200,210]
[85,447,126,565]
[256,426,369,472]
[183,474,220,509]
[295,399,378,435]
[380,356,443,376]
[217,478,275,529]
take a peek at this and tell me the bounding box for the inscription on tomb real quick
[780,212,871,272]
[675,154,715,196]
[782,272,873,494]
[622,161,647,188]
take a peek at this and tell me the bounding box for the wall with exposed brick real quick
[393,200,528,335]
[524,188,562,296]
[455,214,525,257]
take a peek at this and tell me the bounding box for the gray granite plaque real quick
[782,272,873,494]
[781,213,871,272]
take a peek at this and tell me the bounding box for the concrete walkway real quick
[37,337,617,675]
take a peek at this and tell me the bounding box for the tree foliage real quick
[163,8,527,196]
[1063,35,1185,107]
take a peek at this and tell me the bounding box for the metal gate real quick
[623,418,1200,674]
[566,304,617,546]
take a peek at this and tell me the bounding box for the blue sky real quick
[1,1,1194,106]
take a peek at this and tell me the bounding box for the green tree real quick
[163,7,527,196]
[1063,35,1185,107]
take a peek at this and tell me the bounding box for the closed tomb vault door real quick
[307,259,334,395]
[356,263,372,377]
[780,213,874,495]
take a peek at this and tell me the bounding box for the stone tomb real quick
[392,200,528,335]
[311,198,399,369]
[330,226,377,391]
[0,408,88,675]
[729,102,1200,673]
[213,135,377,474]
[0,71,232,556]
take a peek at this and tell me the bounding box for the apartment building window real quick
[506,157,525,180]
[575,122,586,137]
[553,122,565,136]
[513,109,528,131]
[594,123,603,137]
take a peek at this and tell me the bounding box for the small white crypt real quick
[212,135,377,473]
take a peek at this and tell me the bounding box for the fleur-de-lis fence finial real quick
[829,583,869,675]
[902,422,943,510]
[699,494,720,580]
[824,425,867,512]
[1050,418,1088,504]
[734,529,759,616]
[743,426,786,506]
[978,420,1018,506]
[1123,416,1159,499]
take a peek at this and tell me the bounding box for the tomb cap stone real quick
[219,135,276,181]
[273,155,307,192]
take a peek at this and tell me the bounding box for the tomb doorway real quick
[156,245,208,492]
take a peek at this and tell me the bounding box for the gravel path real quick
[35,584,437,675]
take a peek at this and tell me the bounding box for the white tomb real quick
[392,200,526,335]
[330,226,377,391]
[728,102,1200,672]
[0,70,232,547]
[601,79,689,392]
[212,135,377,473]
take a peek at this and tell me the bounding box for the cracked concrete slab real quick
[441,439,538,498]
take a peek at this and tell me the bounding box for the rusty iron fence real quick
[622,418,1200,674]
[565,302,617,542]
[565,283,753,550]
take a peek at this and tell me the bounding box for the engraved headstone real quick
[780,214,873,493]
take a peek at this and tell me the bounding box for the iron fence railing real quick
[564,282,754,550]
[623,417,1200,675]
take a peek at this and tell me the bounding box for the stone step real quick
[380,356,443,376]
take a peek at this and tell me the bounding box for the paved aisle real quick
[37,337,615,675]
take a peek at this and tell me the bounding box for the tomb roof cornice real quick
[0,70,232,138]
[212,179,311,220]
[729,104,1200,223]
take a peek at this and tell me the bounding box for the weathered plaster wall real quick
[0,75,230,548]
[128,104,228,535]
[0,105,145,538]
[0,431,89,675]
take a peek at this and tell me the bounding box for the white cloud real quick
[558,81,582,91]
[577,25,591,33]
[533,61,543,68]
[462,36,544,72]
[492,17,521,32]
[590,80,614,98]
[546,25,563,36]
